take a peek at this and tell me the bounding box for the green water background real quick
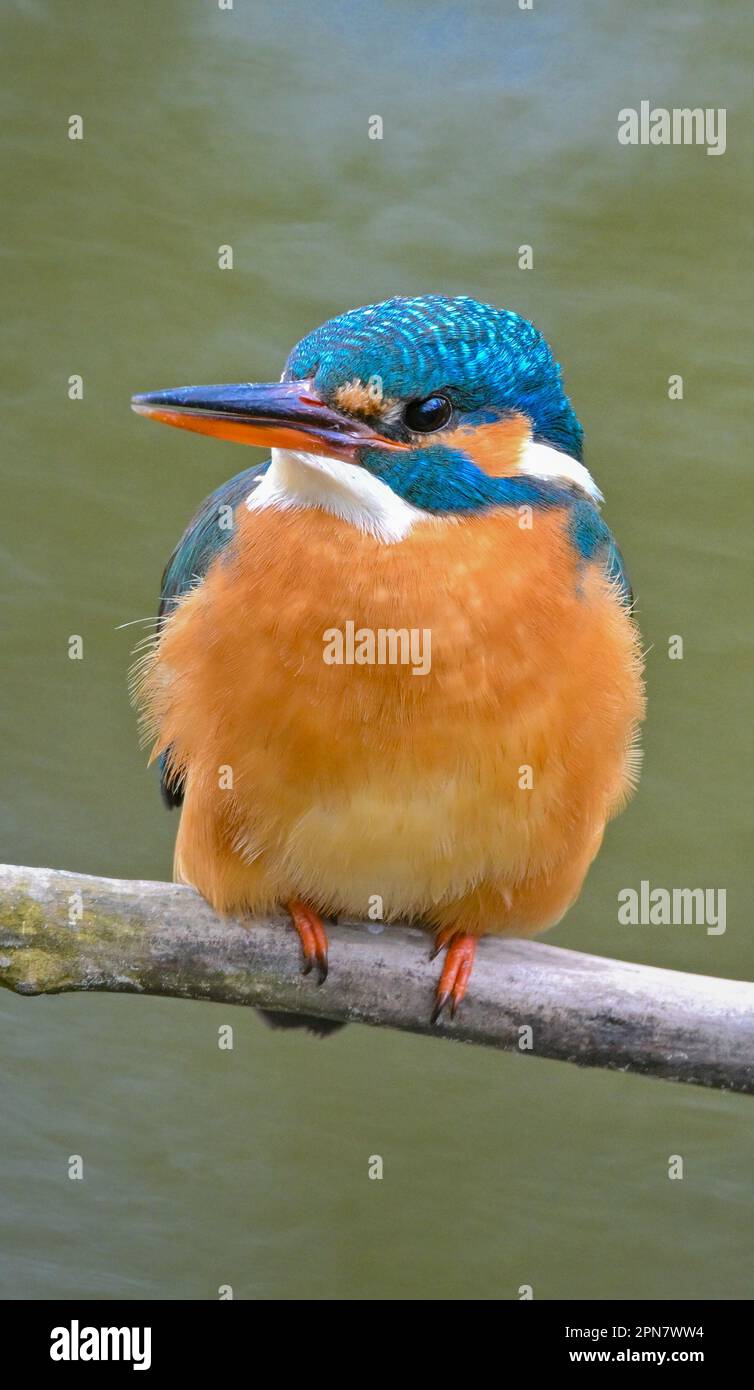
[1,0,752,1299]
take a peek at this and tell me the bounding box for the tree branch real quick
[1,862,752,1095]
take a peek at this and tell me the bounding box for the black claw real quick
[301,957,314,976]
[430,992,449,1025]
[316,956,329,985]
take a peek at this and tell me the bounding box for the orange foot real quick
[288,900,329,983]
[430,929,477,1023]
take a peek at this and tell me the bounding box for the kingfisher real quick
[131,295,644,1029]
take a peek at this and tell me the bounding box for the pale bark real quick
[1,863,752,1094]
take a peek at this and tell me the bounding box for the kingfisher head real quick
[133,295,599,540]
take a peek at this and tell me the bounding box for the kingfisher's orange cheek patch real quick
[443,413,531,477]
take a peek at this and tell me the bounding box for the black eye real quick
[404,394,452,432]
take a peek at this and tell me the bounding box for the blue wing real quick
[567,497,634,609]
[157,459,270,807]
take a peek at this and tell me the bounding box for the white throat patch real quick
[246,447,430,543]
[518,438,603,503]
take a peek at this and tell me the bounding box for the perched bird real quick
[132,295,644,1027]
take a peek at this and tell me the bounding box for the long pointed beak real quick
[130,380,405,462]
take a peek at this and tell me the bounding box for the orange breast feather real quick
[136,500,644,936]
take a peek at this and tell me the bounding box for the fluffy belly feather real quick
[137,501,644,935]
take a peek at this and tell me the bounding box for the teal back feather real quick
[157,460,269,806]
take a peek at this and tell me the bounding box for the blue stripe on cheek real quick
[360,444,570,513]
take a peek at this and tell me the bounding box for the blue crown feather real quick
[286,295,583,460]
